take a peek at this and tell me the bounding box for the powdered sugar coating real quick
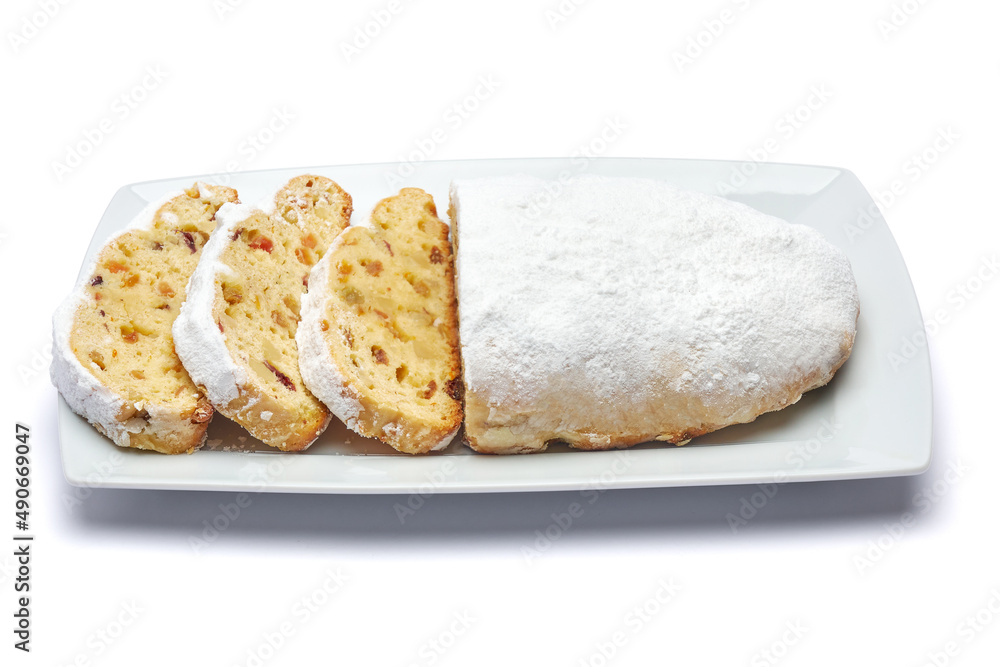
[451,175,859,452]
[50,190,184,448]
[172,202,254,405]
[51,290,132,445]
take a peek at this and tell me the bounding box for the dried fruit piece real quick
[222,283,243,305]
[180,231,197,253]
[341,286,364,305]
[120,325,138,343]
[295,246,317,265]
[264,361,296,391]
[249,236,274,253]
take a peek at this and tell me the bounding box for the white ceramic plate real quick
[56,158,932,494]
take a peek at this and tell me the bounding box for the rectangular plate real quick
[56,158,932,493]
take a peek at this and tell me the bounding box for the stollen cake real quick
[50,183,239,454]
[449,174,860,454]
[298,188,462,454]
[172,175,352,451]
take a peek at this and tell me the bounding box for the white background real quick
[2,0,999,665]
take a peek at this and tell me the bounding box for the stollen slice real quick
[51,183,238,454]
[297,188,462,454]
[173,175,352,451]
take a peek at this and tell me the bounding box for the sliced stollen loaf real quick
[450,175,860,454]
[173,175,352,451]
[51,183,239,454]
[297,188,462,454]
